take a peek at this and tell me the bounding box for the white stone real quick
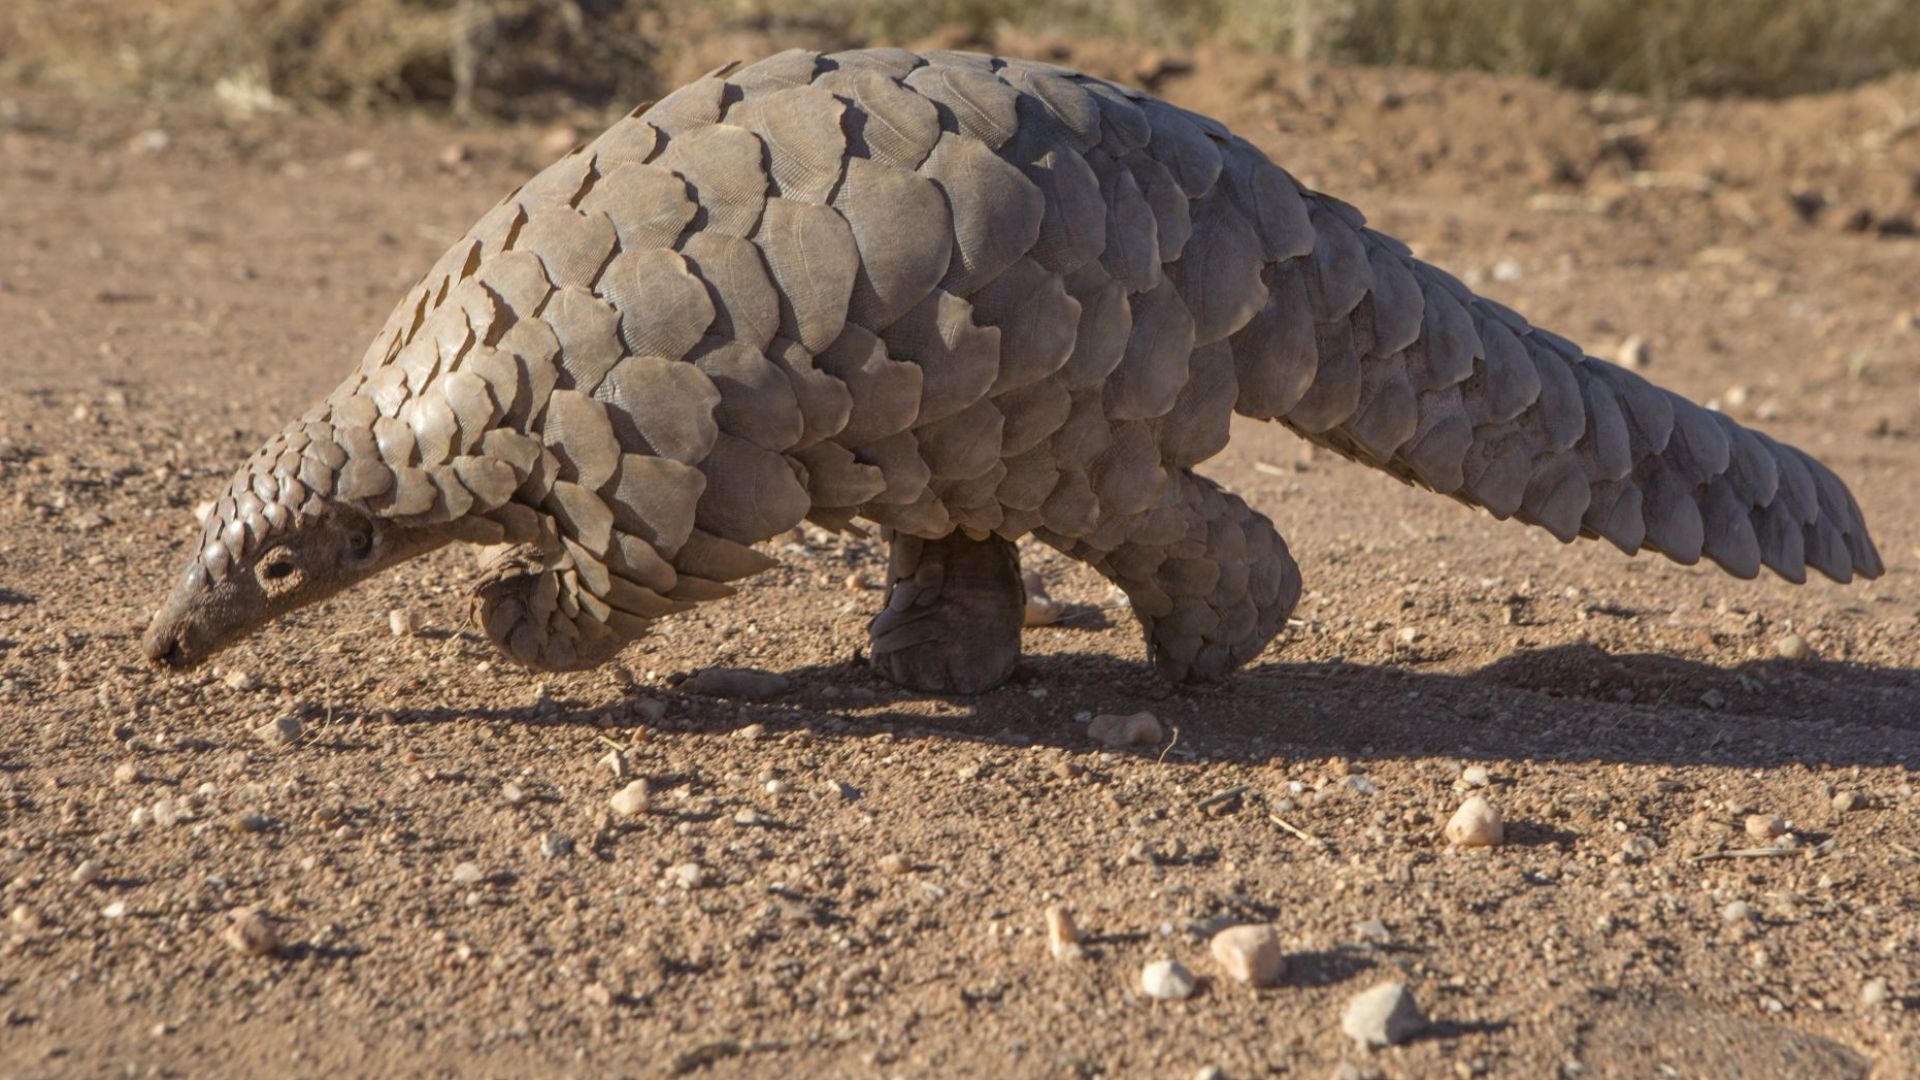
[609,780,650,817]
[1445,796,1504,848]
[1045,904,1082,961]
[1141,958,1197,1000]
[1341,981,1426,1046]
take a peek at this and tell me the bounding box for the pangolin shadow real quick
[327,639,1920,771]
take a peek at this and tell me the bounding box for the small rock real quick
[1342,776,1379,796]
[877,853,911,875]
[688,667,790,700]
[538,832,574,859]
[1832,790,1869,813]
[1087,711,1163,747]
[765,779,792,795]
[1209,924,1286,987]
[733,722,767,740]
[1341,981,1427,1047]
[388,608,417,637]
[1045,904,1082,961]
[1140,958,1197,1000]
[608,779,651,817]
[112,762,142,784]
[255,714,303,748]
[1861,977,1892,1008]
[223,670,260,692]
[844,571,872,590]
[102,900,129,920]
[1459,765,1492,788]
[129,807,153,828]
[1444,796,1504,848]
[667,862,707,889]
[1775,633,1815,661]
[1022,571,1063,627]
[1722,900,1756,924]
[1490,259,1523,282]
[1194,1067,1226,1080]
[828,779,860,800]
[150,799,182,828]
[221,907,280,956]
[129,129,170,155]
[732,808,764,827]
[72,860,103,887]
[451,862,484,886]
[1699,689,1728,710]
[1354,918,1392,944]
[501,782,526,805]
[1050,759,1085,780]
[8,904,42,931]
[1745,814,1787,840]
[235,810,270,832]
[1616,335,1652,369]
[600,748,629,780]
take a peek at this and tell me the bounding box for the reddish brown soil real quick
[2,39,1918,1079]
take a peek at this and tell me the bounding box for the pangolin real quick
[144,47,1884,693]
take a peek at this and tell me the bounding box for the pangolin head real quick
[143,423,443,668]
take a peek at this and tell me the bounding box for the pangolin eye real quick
[263,559,295,581]
[344,524,373,559]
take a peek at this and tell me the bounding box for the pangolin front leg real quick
[867,530,1026,693]
[1042,471,1303,684]
[471,541,636,671]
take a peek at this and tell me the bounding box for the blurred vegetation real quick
[4,0,1918,117]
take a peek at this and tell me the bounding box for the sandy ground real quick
[2,39,1918,1079]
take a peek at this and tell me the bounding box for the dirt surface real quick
[3,40,1919,1079]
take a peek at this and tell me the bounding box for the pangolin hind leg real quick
[1041,470,1302,684]
[867,530,1027,694]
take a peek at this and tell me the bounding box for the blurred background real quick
[5,0,1920,120]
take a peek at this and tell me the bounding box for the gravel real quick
[687,667,790,700]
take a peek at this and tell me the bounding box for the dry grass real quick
[4,0,1917,116]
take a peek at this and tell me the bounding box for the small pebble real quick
[387,608,417,637]
[102,900,129,920]
[1022,571,1063,627]
[223,670,260,692]
[1444,796,1504,848]
[1045,904,1082,961]
[733,723,767,741]
[112,763,142,785]
[764,779,792,795]
[732,808,764,826]
[1745,814,1787,840]
[1354,918,1392,944]
[255,714,303,748]
[539,832,574,859]
[72,860,103,887]
[1194,1068,1225,1080]
[235,811,270,832]
[1722,900,1756,924]
[452,861,485,885]
[1459,765,1492,788]
[1616,335,1652,369]
[221,907,280,956]
[501,782,526,805]
[877,853,911,875]
[667,862,707,889]
[129,807,153,828]
[1832,790,1869,813]
[150,799,182,828]
[1861,977,1892,1008]
[1087,711,1163,747]
[687,667,790,700]
[1140,958,1197,1001]
[1775,633,1815,661]
[608,779,651,818]
[1209,924,1286,987]
[1341,981,1427,1047]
